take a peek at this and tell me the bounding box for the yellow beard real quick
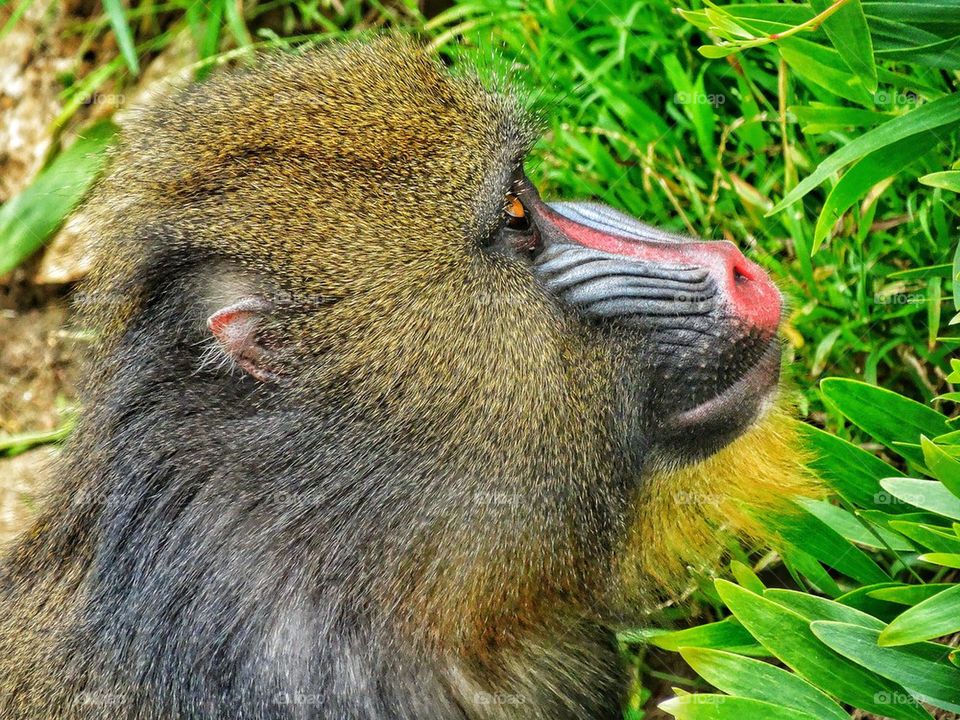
[614,398,823,602]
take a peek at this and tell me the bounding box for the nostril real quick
[713,244,781,334]
[731,261,755,285]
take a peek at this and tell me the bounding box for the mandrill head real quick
[84,35,818,643]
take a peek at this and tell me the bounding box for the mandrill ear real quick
[207,296,279,382]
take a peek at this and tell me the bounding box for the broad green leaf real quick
[921,171,960,192]
[812,134,939,252]
[798,424,906,510]
[861,510,949,537]
[0,120,117,275]
[730,560,765,594]
[919,552,960,568]
[888,520,960,553]
[838,583,923,622]
[780,543,842,597]
[796,497,914,550]
[881,478,960,520]
[712,4,816,34]
[102,0,140,75]
[869,18,960,69]
[869,584,956,606]
[921,437,960,497]
[768,505,889,584]
[659,694,819,720]
[810,0,877,92]
[821,378,950,466]
[699,45,741,59]
[634,618,766,656]
[880,584,960,646]
[679,649,848,720]
[764,588,885,630]
[812,621,960,713]
[716,581,932,720]
[771,93,960,214]
[779,37,873,105]
[862,1,960,31]
[704,7,753,38]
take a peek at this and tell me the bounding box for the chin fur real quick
[611,396,823,607]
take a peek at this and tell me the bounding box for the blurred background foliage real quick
[2,0,960,718]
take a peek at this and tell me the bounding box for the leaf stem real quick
[768,0,851,41]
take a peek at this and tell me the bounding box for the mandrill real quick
[0,37,815,719]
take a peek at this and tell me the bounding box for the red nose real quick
[539,203,782,335]
[700,241,782,334]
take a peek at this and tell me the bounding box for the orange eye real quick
[505,193,525,219]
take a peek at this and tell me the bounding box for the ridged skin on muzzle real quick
[534,242,716,321]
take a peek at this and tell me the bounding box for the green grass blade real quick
[101,0,140,75]
[811,0,877,92]
[0,120,117,275]
[770,93,960,214]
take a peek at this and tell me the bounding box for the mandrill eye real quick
[480,182,542,261]
[504,193,530,232]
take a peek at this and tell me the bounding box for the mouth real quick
[668,338,782,433]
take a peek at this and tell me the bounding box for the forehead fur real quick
[95,37,536,293]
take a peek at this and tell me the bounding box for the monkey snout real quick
[531,201,781,335]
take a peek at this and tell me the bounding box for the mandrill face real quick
[483,173,784,465]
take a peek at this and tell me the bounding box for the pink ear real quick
[207,297,276,381]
